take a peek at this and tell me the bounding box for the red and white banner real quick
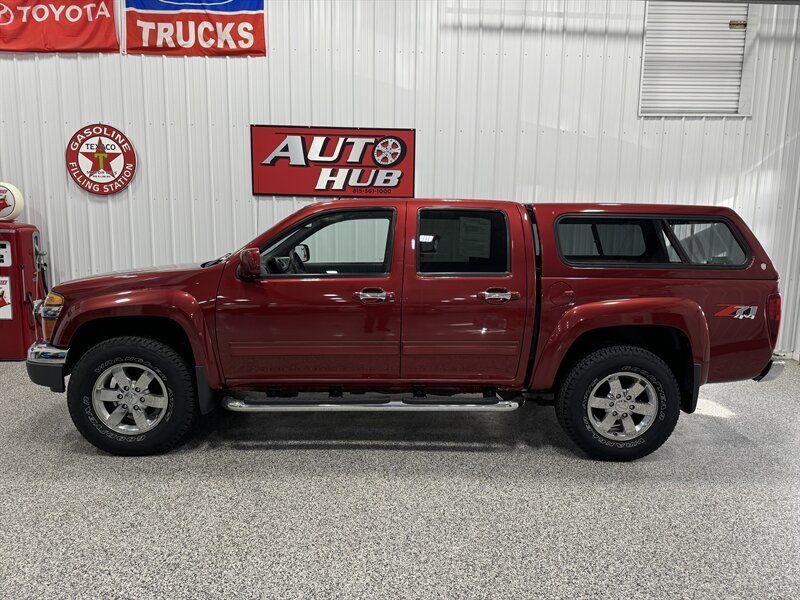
[0,1,119,53]
[251,126,416,198]
[125,0,265,56]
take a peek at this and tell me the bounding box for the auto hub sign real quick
[250,126,416,197]
[0,1,119,53]
[125,0,265,56]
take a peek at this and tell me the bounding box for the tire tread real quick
[67,336,196,455]
[556,345,680,461]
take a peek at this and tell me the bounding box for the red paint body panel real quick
[214,201,407,380]
[529,203,780,388]
[400,200,532,384]
[51,263,225,388]
[44,199,780,396]
[530,294,711,390]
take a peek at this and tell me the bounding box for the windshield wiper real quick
[201,252,231,268]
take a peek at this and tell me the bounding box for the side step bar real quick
[222,392,520,413]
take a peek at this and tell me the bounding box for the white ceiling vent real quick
[639,1,757,116]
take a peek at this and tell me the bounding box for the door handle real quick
[478,288,521,304]
[354,288,395,303]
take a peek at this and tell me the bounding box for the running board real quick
[221,392,520,413]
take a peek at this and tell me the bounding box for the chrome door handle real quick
[478,288,521,304]
[354,288,395,303]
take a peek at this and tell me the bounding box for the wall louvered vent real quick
[640,1,751,116]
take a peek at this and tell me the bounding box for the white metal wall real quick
[0,0,799,354]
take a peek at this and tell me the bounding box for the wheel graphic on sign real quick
[372,136,406,167]
[0,3,14,27]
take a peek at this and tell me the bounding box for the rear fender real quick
[530,297,710,391]
[52,289,222,388]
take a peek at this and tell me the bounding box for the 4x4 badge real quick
[715,304,758,320]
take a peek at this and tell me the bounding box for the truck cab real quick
[26,199,783,460]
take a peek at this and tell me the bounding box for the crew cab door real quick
[401,202,530,383]
[215,204,405,383]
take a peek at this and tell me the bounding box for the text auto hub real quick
[250,126,415,197]
[264,135,405,191]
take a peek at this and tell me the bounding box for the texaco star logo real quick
[66,124,136,195]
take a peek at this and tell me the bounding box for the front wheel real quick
[67,336,197,455]
[555,345,680,461]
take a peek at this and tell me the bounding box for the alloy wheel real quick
[91,363,168,435]
[586,371,659,441]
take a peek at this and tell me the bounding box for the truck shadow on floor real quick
[186,400,579,456]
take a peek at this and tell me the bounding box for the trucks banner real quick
[250,126,416,197]
[125,0,265,56]
[0,1,119,53]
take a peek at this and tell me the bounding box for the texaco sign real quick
[66,124,137,195]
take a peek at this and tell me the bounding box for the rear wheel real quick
[556,345,680,461]
[67,336,196,455]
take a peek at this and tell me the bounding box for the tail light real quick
[767,293,781,345]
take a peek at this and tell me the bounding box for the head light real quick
[41,292,64,341]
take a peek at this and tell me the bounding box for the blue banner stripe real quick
[125,0,264,12]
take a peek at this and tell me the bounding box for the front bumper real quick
[26,342,68,393]
[753,356,785,383]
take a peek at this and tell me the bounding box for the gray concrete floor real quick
[0,361,798,600]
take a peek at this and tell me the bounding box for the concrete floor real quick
[0,361,798,599]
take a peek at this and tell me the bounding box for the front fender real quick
[530,297,710,391]
[52,288,222,388]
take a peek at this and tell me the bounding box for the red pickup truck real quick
[26,200,783,460]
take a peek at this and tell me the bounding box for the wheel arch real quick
[54,289,223,389]
[531,298,710,413]
[65,316,195,374]
[554,325,697,412]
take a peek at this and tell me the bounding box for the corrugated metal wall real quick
[0,0,799,354]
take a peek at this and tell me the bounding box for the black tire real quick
[67,336,196,455]
[555,345,680,461]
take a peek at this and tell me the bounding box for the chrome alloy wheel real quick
[586,371,658,441]
[91,363,168,435]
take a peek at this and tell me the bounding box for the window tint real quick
[666,220,747,266]
[261,209,393,276]
[557,217,679,264]
[418,209,508,274]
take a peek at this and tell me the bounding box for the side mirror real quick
[294,244,310,262]
[238,248,261,279]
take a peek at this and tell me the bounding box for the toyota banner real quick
[250,126,416,198]
[0,1,119,53]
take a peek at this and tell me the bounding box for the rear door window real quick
[417,209,509,275]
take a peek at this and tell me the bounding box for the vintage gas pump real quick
[0,183,48,360]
